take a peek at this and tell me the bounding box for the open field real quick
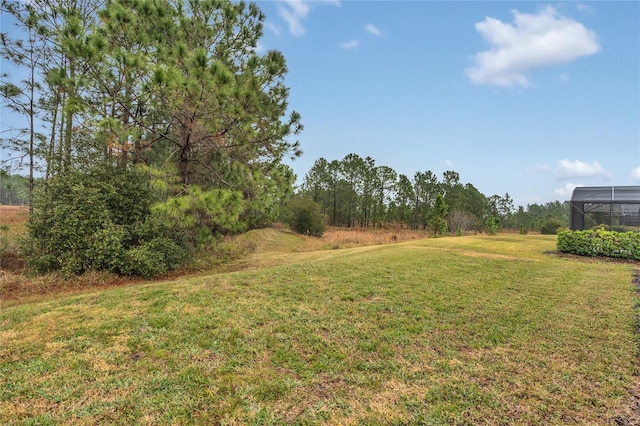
[1,232,638,424]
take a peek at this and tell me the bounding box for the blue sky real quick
[1,1,637,208]
[256,1,640,207]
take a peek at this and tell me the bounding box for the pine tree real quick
[429,194,449,236]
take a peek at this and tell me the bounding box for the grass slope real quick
[1,234,637,424]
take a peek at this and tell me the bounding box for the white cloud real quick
[341,39,359,49]
[277,0,341,37]
[278,1,309,37]
[631,167,640,182]
[444,159,455,169]
[365,23,382,37]
[285,0,311,18]
[554,182,583,198]
[467,6,600,87]
[556,159,609,180]
[265,22,282,36]
[576,4,593,13]
[253,42,265,54]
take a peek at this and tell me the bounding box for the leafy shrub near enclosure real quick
[557,229,640,260]
[540,218,565,235]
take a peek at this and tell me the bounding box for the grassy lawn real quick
[1,233,637,424]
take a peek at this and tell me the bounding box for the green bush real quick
[85,223,126,273]
[24,164,190,277]
[144,237,189,272]
[122,244,165,278]
[283,196,327,237]
[540,218,566,235]
[28,253,58,274]
[557,229,640,260]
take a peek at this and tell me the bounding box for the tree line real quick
[299,154,568,234]
[0,171,29,205]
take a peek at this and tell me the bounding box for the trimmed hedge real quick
[557,229,640,260]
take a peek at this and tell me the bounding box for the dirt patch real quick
[0,250,25,271]
[617,391,640,426]
[634,270,640,337]
[0,271,146,306]
[546,250,640,265]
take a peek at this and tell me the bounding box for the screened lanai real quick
[570,186,640,231]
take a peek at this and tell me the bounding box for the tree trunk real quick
[178,118,193,185]
[28,41,35,221]
[63,58,75,174]
[46,91,61,180]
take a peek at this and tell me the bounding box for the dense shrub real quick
[540,218,566,235]
[84,223,126,273]
[557,229,640,260]
[24,164,190,277]
[283,196,327,237]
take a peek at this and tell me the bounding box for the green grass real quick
[1,234,637,424]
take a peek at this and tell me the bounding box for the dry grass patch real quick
[0,205,28,227]
[0,206,28,275]
[306,226,429,250]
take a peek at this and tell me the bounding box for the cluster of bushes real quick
[557,229,640,260]
[24,165,190,278]
[23,164,331,279]
[21,163,332,279]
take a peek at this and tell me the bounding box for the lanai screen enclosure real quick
[570,186,640,231]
